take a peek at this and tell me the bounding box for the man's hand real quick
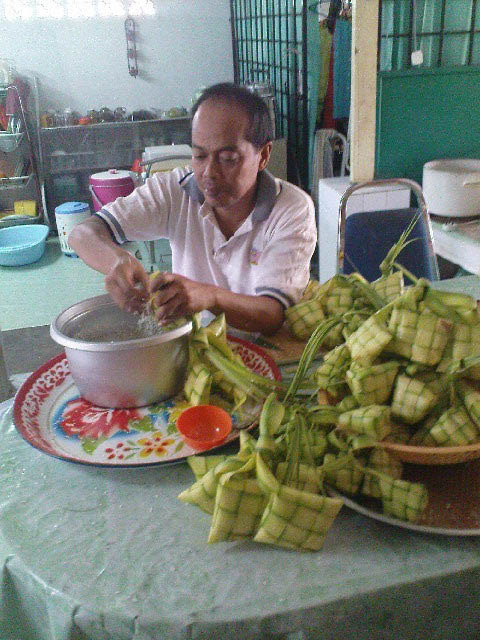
[69,217,150,314]
[149,271,284,335]
[105,252,151,313]
[149,272,216,321]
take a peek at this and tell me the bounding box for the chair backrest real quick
[337,178,440,282]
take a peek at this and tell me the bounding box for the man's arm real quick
[68,217,150,312]
[68,216,125,273]
[150,272,284,335]
[70,219,283,332]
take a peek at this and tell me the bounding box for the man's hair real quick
[191,82,273,149]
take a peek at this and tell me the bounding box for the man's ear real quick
[258,141,273,171]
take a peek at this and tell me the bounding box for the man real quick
[69,83,316,336]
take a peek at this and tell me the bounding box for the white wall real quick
[0,0,234,114]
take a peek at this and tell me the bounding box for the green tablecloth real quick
[0,399,480,640]
[2,274,480,639]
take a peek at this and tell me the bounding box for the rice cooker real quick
[423,158,480,218]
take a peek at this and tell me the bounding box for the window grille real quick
[379,0,480,71]
[230,0,310,188]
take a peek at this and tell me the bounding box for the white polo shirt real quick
[95,167,316,309]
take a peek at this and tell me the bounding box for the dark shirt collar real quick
[180,169,278,223]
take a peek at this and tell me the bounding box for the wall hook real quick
[125,17,138,77]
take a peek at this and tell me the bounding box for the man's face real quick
[191,98,270,214]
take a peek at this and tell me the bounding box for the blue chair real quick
[337,178,439,282]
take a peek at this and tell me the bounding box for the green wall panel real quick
[375,66,480,184]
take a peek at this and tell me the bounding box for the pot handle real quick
[463,175,480,187]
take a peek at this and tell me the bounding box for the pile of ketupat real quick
[183,313,284,413]
[178,224,480,551]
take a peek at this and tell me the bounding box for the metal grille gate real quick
[379,0,480,70]
[230,0,310,189]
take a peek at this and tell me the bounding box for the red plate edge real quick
[13,337,281,425]
[227,334,282,381]
[13,352,68,457]
[12,337,281,464]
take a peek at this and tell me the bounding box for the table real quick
[430,219,480,276]
[2,397,480,640]
[0,237,169,333]
[1,278,480,640]
[0,237,105,332]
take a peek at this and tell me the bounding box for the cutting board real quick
[254,325,308,365]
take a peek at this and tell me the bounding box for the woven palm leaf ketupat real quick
[378,476,428,523]
[337,405,392,440]
[346,360,400,406]
[458,381,480,427]
[362,448,403,499]
[390,375,438,424]
[428,406,479,447]
[178,225,480,548]
[323,453,364,495]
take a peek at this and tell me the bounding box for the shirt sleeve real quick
[254,186,317,308]
[93,169,184,244]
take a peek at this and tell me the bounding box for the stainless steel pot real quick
[50,295,192,408]
[423,159,480,218]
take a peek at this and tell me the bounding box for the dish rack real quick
[0,76,44,227]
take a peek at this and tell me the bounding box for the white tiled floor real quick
[0,236,173,331]
[0,237,105,330]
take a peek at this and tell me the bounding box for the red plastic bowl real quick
[176,405,233,451]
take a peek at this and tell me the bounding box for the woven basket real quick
[381,440,480,465]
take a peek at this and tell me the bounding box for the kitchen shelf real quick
[40,116,190,133]
[46,150,134,174]
[0,213,43,228]
[0,75,44,221]
[0,174,33,187]
[39,117,191,176]
[0,132,25,153]
[0,174,36,209]
[38,116,191,220]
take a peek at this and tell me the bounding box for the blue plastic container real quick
[0,224,49,266]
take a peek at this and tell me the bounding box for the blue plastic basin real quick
[0,224,50,266]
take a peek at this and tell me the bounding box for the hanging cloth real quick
[321,35,336,129]
[316,22,333,128]
[332,18,351,120]
[306,5,322,192]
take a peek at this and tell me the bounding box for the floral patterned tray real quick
[13,337,281,467]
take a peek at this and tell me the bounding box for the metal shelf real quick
[0,173,36,210]
[39,117,191,176]
[0,174,33,188]
[38,114,191,219]
[0,132,25,153]
[0,75,44,221]
[39,116,190,134]
[0,213,43,228]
